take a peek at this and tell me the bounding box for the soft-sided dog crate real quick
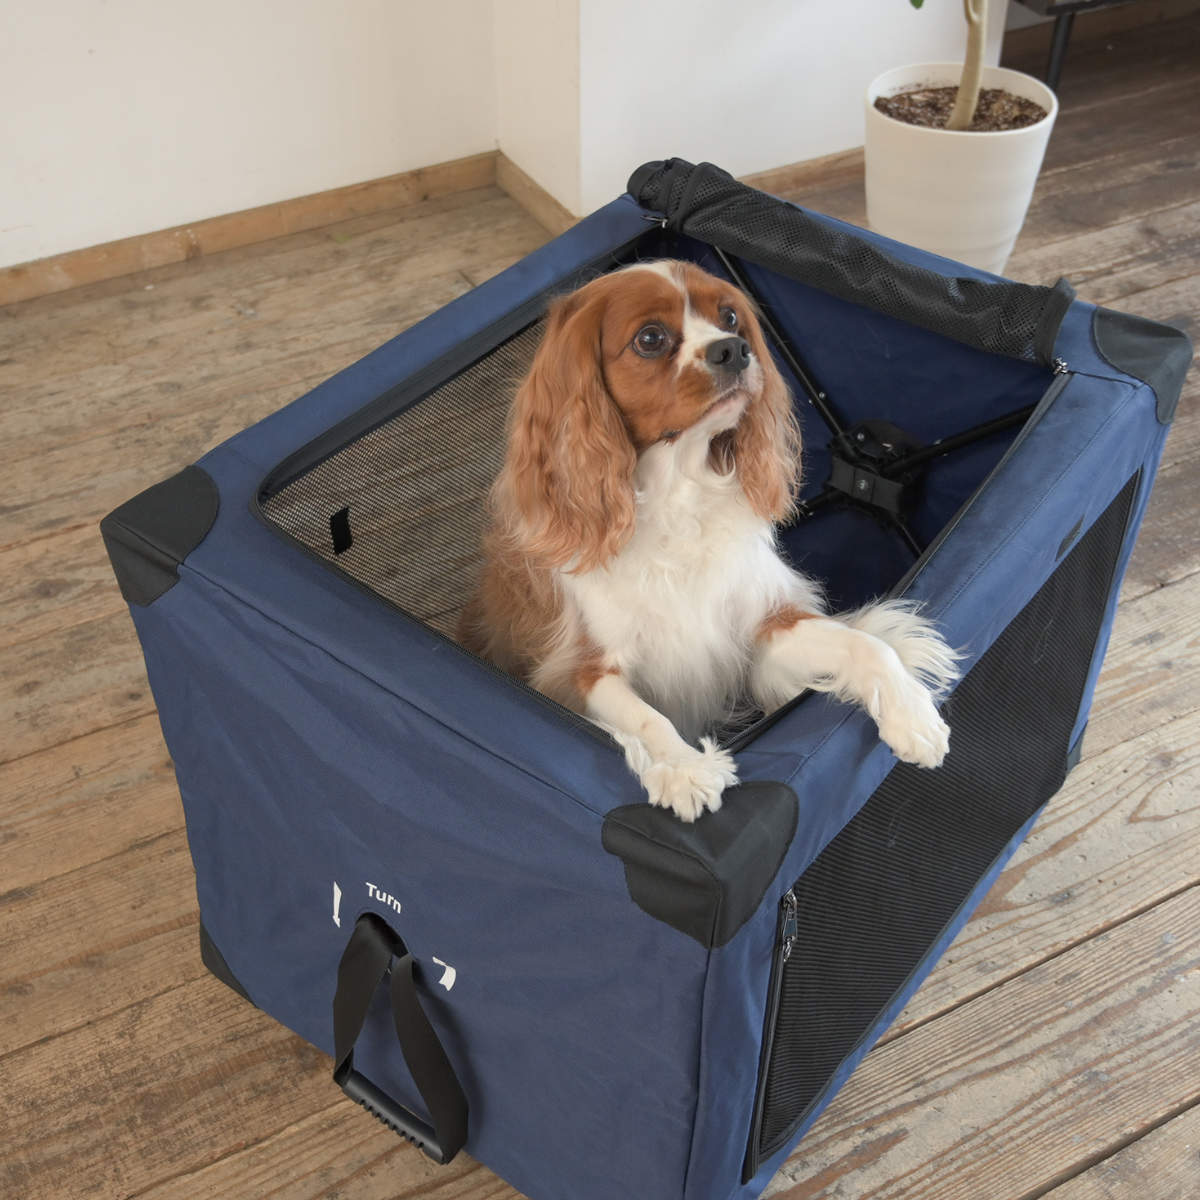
[102,159,1191,1200]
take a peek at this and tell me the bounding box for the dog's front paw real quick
[642,737,739,822]
[876,678,950,768]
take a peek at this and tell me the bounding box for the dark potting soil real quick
[874,86,1048,132]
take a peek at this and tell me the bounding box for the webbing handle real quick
[332,913,468,1164]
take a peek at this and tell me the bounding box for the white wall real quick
[2,1,1017,270]
[576,0,1010,215]
[493,0,582,214]
[0,0,495,268]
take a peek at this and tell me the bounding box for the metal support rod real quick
[706,249,1032,562]
[709,246,849,437]
[794,486,923,558]
[795,487,839,519]
[884,404,1036,476]
[888,516,923,557]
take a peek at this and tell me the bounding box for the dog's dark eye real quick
[718,305,739,331]
[633,324,669,357]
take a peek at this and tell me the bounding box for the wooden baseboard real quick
[1,146,586,307]
[0,151,498,307]
[495,154,578,238]
[741,148,867,199]
[8,0,1195,307]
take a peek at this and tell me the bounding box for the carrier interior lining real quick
[259,239,1053,646]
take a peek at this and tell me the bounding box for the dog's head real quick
[498,260,802,571]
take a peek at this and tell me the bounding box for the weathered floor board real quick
[762,889,1200,1200]
[0,976,334,1199]
[1,713,178,892]
[0,829,198,1057]
[132,1105,521,1200]
[1040,1103,1200,1200]
[1,12,1197,1200]
[1010,198,1200,305]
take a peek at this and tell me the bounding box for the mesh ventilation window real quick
[260,321,544,638]
[749,471,1138,1172]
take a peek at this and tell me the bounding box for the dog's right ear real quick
[732,300,803,523]
[497,287,637,571]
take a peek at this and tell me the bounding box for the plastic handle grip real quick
[337,1067,450,1163]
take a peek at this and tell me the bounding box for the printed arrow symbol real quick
[431,957,456,991]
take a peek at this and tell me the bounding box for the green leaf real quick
[910,0,925,7]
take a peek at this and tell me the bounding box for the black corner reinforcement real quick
[100,465,219,606]
[1092,307,1193,424]
[199,922,255,1005]
[602,782,799,948]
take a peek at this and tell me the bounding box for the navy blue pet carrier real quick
[102,159,1191,1200]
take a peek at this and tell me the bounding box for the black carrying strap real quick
[332,913,468,1164]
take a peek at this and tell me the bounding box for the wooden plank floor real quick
[2,15,1197,1200]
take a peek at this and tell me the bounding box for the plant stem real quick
[947,0,987,130]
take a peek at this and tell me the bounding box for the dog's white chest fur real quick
[559,440,801,740]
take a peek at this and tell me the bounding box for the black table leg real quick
[1046,11,1075,91]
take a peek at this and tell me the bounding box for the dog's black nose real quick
[706,336,751,375]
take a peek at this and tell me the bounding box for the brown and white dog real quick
[460,260,958,820]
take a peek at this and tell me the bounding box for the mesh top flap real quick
[628,158,1074,366]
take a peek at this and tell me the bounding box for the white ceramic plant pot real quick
[865,62,1058,275]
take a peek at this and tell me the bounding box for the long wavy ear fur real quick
[733,308,803,521]
[493,289,637,571]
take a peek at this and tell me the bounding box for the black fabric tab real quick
[1057,516,1084,560]
[330,506,353,554]
[100,465,219,606]
[198,922,254,1005]
[602,782,798,948]
[1092,307,1193,424]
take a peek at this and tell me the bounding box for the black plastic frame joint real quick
[602,781,799,948]
[1091,306,1193,425]
[199,922,255,1005]
[100,464,219,606]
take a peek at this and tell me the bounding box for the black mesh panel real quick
[630,159,1073,365]
[260,322,544,637]
[750,471,1139,1170]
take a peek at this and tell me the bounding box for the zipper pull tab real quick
[1052,357,1069,375]
[780,889,799,962]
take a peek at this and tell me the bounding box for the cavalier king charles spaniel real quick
[460,260,959,821]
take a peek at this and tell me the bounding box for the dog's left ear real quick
[497,287,638,571]
[732,310,803,521]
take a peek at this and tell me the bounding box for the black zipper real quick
[741,887,798,1183]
